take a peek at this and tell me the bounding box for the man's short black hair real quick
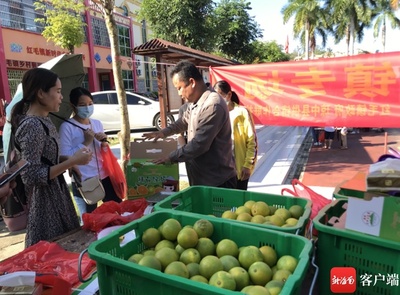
[170,60,203,85]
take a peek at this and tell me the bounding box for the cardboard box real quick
[345,195,400,242]
[0,283,42,295]
[126,139,179,199]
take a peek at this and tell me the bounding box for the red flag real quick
[285,35,289,53]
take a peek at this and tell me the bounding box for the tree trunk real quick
[101,2,130,170]
[349,18,355,56]
[345,25,350,56]
[382,19,386,53]
[305,20,310,60]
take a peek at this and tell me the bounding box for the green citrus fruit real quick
[229,266,250,291]
[161,218,182,241]
[137,255,162,271]
[236,212,253,222]
[274,208,291,221]
[265,280,284,295]
[127,253,143,263]
[251,215,266,224]
[209,270,236,291]
[186,262,200,277]
[248,261,272,285]
[154,247,179,270]
[193,219,214,238]
[177,227,199,248]
[142,227,161,248]
[238,246,264,270]
[180,248,201,264]
[190,275,208,284]
[272,269,292,283]
[259,245,278,268]
[289,205,304,219]
[216,239,239,258]
[154,239,175,251]
[244,200,256,210]
[269,215,285,226]
[222,210,237,219]
[199,255,223,279]
[196,237,216,258]
[251,201,270,216]
[245,285,271,294]
[164,261,189,278]
[220,255,240,271]
[276,255,298,273]
[285,218,299,226]
[235,205,251,215]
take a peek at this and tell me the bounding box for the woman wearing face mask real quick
[214,80,258,191]
[59,87,121,223]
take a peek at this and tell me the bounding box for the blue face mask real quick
[76,105,94,119]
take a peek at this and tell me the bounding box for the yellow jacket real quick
[230,103,258,179]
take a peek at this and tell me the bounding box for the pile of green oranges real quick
[221,200,305,228]
[127,217,300,295]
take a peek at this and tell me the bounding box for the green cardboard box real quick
[126,139,179,199]
[345,195,400,242]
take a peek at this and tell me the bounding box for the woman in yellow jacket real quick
[214,80,258,190]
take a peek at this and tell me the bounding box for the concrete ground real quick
[301,128,400,188]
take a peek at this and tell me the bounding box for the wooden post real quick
[384,132,388,153]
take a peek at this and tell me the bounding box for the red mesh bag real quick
[82,198,148,232]
[101,145,127,200]
[281,179,332,236]
[0,241,95,293]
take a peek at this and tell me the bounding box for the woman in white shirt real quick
[59,87,121,223]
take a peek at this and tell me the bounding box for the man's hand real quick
[150,156,171,165]
[142,131,165,141]
[240,167,251,181]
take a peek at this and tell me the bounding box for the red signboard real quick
[210,52,400,127]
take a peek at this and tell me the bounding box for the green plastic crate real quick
[333,188,366,200]
[334,188,391,200]
[88,211,313,295]
[313,199,400,295]
[153,186,312,235]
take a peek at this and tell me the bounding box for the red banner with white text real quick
[209,52,400,127]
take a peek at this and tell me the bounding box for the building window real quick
[91,17,110,47]
[141,20,147,43]
[0,0,44,33]
[8,69,25,98]
[118,25,131,57]
[122,70,134,91]
[122,6,128,16]
[82,74,89,90]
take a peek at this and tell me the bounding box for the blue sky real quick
[249,0,400,54]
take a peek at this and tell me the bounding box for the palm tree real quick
[324,0,376,55]
[304,9,329,58]
[281,0,327,60]
[372,0,400,52]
